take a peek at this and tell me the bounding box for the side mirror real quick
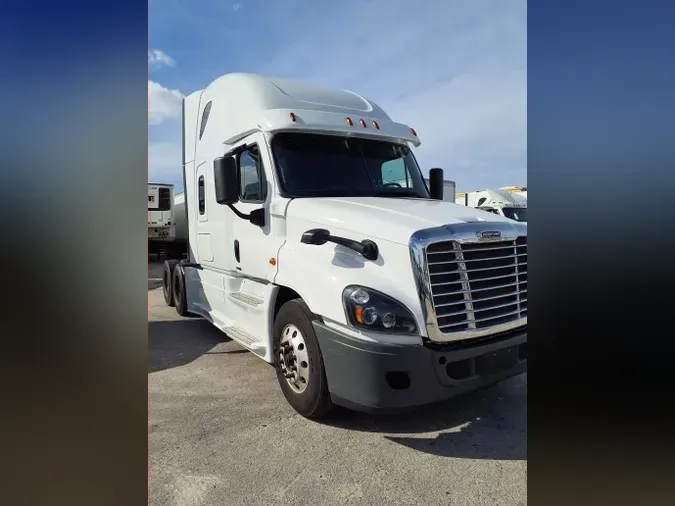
[301,228,330,245]
[214,156,239,205]
[429,168,444,200]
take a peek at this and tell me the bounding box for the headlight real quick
[342,285,418,334]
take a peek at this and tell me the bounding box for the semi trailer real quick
[162,73,527,419]
[148,183,176,256]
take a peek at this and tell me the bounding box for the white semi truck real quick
[500,186,527,200]
[148,183,177,256]
[455,188,527,223]
[162,73,527,419]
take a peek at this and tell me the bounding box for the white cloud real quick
[148,49,175,68]
[148,81,184,125]
[232,4,241,12]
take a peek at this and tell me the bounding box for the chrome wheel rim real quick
[279,324,310,393]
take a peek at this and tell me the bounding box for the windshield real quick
[271,133,430,198]
[503,207,527,222]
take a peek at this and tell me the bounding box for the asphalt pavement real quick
[148,261,527,506]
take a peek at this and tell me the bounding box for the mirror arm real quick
[301,228,379,261]
[227,204,251,220]
[227,204,265,227]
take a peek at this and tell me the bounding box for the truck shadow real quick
[149,319,234,373]
[324,375,527,461]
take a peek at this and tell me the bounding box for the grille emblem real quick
[476,230,502,240]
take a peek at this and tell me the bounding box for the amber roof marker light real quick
[359,119,366,128]
[410,127,417,136]
[289,112,296,122]
[346,117,353,126]
[372,120,380,130]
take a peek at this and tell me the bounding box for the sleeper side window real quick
[198,176,205,214]
[199,101,212,140]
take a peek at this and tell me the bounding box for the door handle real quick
[234,240,240,263]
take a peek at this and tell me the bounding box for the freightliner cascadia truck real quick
[162,73,527,419]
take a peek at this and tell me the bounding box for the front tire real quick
[273,299,333,419]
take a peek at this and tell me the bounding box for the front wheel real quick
[273,299,333,419]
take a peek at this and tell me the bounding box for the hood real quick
[285,197,517,245]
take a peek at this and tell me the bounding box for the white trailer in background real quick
[425,178,456,202]
[162,73,527,419]
[455,188,527,223]
[148,183,177,256]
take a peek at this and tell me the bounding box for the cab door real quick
[229,133,274,283]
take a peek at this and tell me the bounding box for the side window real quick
[477,197,487,207]
[199,101,212,140]
[381,158,413,188]
[238,147,265,202]
[198,176,205,214]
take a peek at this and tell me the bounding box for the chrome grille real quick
[425,236,527,334]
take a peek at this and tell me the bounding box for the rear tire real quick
[163,260,179,307]
[172,265,189,317]
[273,299,333,419]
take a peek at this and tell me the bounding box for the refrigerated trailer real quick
[161,73,527,419]
[148,183,176,256]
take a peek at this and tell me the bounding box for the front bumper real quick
[314,322,527,413]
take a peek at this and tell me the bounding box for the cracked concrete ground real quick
[149,261,527,506]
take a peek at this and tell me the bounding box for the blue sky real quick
[149,0,526,194]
